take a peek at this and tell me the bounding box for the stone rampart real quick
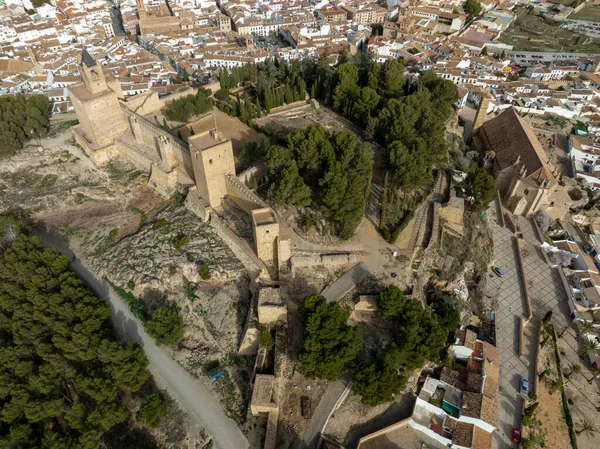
[184,187,211,222]
[210,213,264,277]
[238,164,266,188]
[225,173,267,214]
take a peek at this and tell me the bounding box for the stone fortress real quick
[69,49,290,277]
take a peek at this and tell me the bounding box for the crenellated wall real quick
[224,173,267,214]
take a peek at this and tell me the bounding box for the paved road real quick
[321,262,370,302]
[33,228,249,449]
[487,212,531,449]
[487,209,570,449]
[300,373,352,449]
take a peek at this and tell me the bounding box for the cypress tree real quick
[255,98,262,118]
[220,68,230,90]
[264,88,271,114]
[310,82,317,99]
[285,85,294,104]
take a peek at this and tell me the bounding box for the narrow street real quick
[33,228,249,449]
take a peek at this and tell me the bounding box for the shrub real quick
[145,308,184,346]
[198,263,210,280]
[172,235,190,250]
[136,393,168,428]
[259,329,275,351]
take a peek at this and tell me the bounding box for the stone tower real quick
[136,0,148,19]
[68,49,128,148]
[188,124,235,208]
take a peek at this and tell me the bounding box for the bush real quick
[136,393,168,428]
[259,329,275,351]
[214,89,229,101]
[145,308,184,346]
[172,235,190,250]
[198,263,211,280]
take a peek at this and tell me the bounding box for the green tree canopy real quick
[352,343,407,406]
[264,125,372,239]
[136,393,168,428]
[162,89,213,123]
[145,308,184,346]
[464,0,482,16]
[0,232,150,447]
[298,295,362,381]
[0,94,50,158]
[465,167,496,212]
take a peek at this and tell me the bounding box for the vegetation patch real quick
[0,94,50,158]
[0,229,152,447]
[162,88,213,123]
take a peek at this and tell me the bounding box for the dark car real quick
[512,428,521,444]
[492,266,505,278]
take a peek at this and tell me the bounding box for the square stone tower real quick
[189,126,235,208]
[251,208,279,265]
[68,49,128,148]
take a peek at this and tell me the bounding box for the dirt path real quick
[33,228,250,449]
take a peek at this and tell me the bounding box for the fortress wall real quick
[71,127,114,165]
[224,173,267,214]
[238,164,266,188]
[210,213,264,277]
[122,104,195,180]
[114,140,155,171]
[148,165,178,198]
[184,187,211,222]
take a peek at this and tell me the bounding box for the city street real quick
[487,207,570,449]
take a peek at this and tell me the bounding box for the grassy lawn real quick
[570,5,600,22]
[500,10,600,52]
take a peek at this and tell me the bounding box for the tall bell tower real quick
[68,48,128,148]
[80,49,108,95]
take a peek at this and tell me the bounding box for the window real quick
[209,159,213,164]
[524,189,529,195]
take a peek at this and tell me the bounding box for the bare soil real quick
[527,333,572,449]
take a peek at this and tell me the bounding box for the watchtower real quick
[188,122,235,208]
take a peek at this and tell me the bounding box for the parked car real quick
[511,428,521,444]
[492,266,505,278]
[520,376,529,396]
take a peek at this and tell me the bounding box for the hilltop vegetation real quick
[0,94,49,158]
[162,88,212,123]
[265,125,373,239]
